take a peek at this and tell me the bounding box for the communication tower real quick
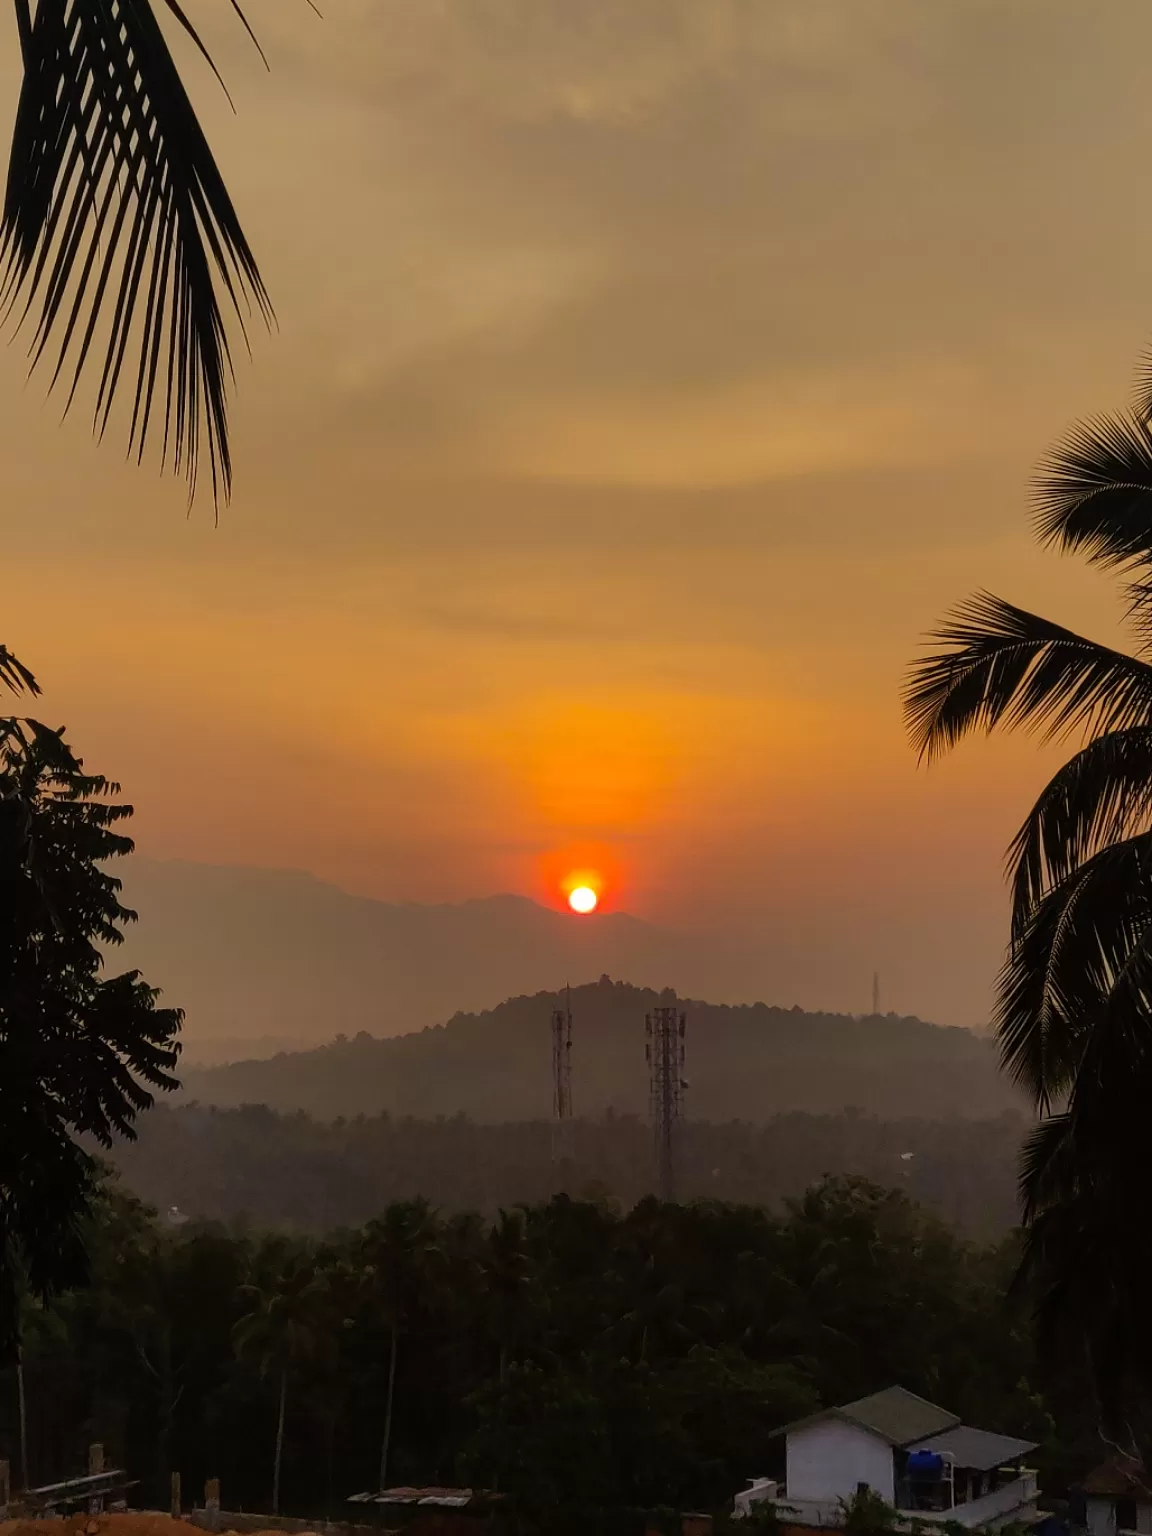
[646,1005,687,1201]
[872,971,881,1016]
[551,986,574,1166]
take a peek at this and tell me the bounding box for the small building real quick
[737,1385,1039,1530]
[1076,1455,1152,1536]
[348,1486,507,1533]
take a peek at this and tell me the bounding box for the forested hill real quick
[180,977,1019,1122]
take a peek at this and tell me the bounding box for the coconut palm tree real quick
[356,1200,442,1493]
[2,0,272,503]
[904,392,1152,1438]
[233,1248,332,1515]
[483,1208,534,1385]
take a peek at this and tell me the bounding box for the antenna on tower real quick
[646,1005,686,1201]
[872,971,880,1017]
[551,985,574,1170]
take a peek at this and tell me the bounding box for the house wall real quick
[1088,1497,1117,1536]
[1083,1497,1152,1536]
[766,1473,1037,1533]
[786,1421,895,1504]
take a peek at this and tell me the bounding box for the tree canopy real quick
[0,1176,1098,1528]
[1,658,181,1361]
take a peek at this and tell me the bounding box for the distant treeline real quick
[109,1103,1028,1235]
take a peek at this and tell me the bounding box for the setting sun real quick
[568,885,599,915]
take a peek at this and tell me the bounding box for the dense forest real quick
[180,979,1018,1123]
[110,1104,1027,1237]
[0,1175,1099,1534]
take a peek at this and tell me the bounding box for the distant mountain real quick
[115,859,814,1061]
[180,977,1022,1122]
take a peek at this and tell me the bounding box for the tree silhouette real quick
[482,1208,534,1385]
[233,1245,332,1515]
[904,379,1152,1437]
[2,0,273,503]
[0,662,181,1363]
[356,1199,442,1491]
[0,646,37,698]
[5,1181,1087,1519]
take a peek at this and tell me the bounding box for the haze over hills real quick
[180,977,1021,1123]
[117,858,914,1064]
[112,1102,1027,1236]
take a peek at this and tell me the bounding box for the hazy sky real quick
[3,1,1151,1026]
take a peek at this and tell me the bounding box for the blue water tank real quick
[907,1452,944,1480]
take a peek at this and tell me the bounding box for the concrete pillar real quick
[205,1478,221,1531]
[1,1457,10,1522]
[171,1472,182,1520]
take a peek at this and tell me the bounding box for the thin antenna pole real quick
[566,983,573,1119]
[872,971,880,1017]
[646,1006,686,1201]
[551,987,574,1169]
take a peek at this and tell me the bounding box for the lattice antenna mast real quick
[551,985,574,1165]
[646,1006,686,1201]
[872,971,880,1016]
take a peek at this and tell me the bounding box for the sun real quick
[568,885,599,914]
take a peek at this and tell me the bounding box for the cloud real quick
[475,363,1005,488]
[177,0,1152,502]
[262,0,921,126]
[4,0,1152,1029]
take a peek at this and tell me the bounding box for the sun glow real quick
[545,848,617,915]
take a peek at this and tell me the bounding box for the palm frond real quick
[1016,1112,1074,1223]
[1034,413,1152,574]
[904,593,1152,762]
[995,829,1152,1107]
[0,645,39,696]
[1007,726,1152,932]
[1134,345,1152,423]
[2,0,272,505]
[1014,1014,1152,1434]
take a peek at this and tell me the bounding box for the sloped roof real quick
[348,1487,504,1509]
[912,1425,1038,1472]
[774,1386,960,1447]
[1082,1456,1152,1501]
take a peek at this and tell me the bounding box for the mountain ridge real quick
[115,857,869,1057]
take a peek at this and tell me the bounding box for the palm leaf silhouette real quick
[904,593,1152,763]
[2,0,273,504]
[0,646,39,696]
[1007,727,1152,928]
[905,371,1152,1430]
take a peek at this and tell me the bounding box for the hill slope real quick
[180,977,1020,1121]
[117,860,788,1061]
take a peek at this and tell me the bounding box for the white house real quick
[1076,1454,1152,1536]
[736,1385,1040,1530]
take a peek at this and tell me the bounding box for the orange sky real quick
[2,0,1150,1025]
